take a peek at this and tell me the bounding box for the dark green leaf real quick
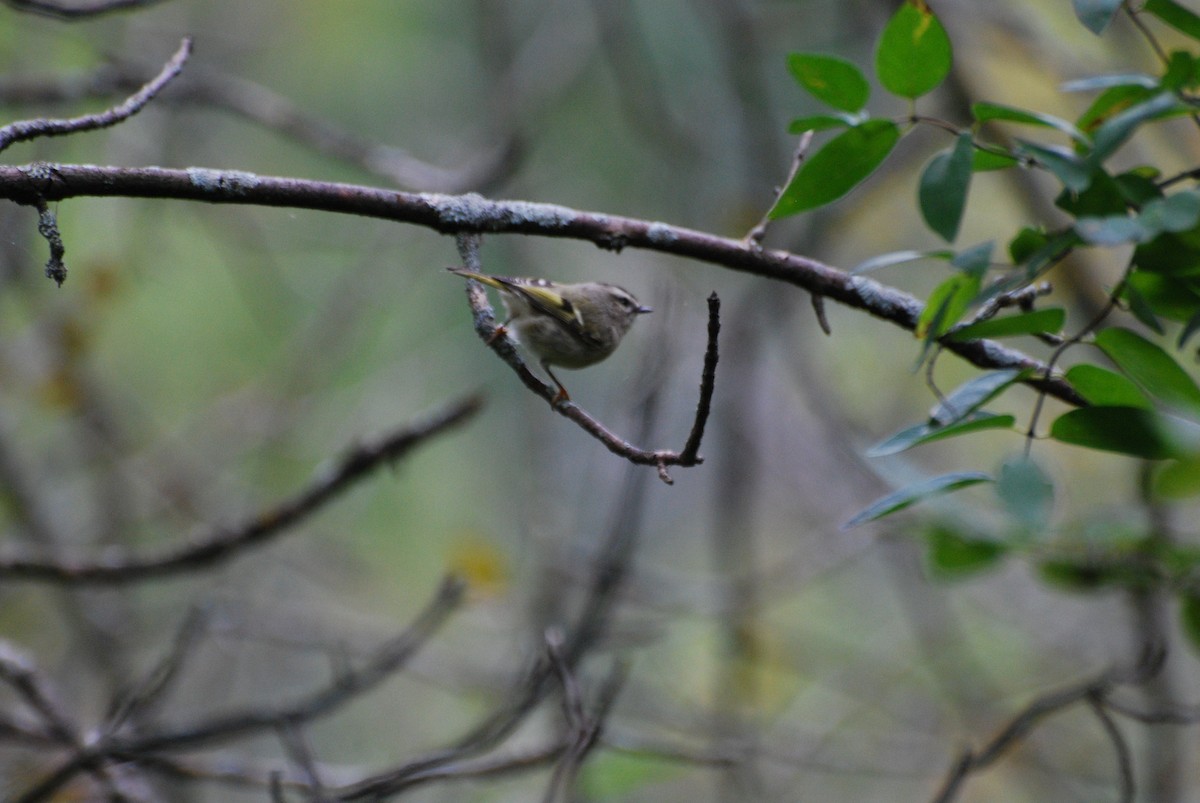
[1123,280,1167,334]
[1146,0,1200,40]
[1076,84,1157,135]
[1009,227,1048,264]
[1016,141,1092,192]
[1055,169,1126,217]
[1072,0,1124,34]
[1090,93,1182,165]
[1065,364,1153,408]
[972,149,1020,171]
[947,308,1066,341]
[996,456,1054,530]
[769,120,901,218]
[868,413,1016,457]
[788,114,854,134]
[1133,233,1200,276]
[1095,327,1200,415]
[1180,594,1200,655]
[787,53,871,112]
[1128,273,1200,321]
[1050,406,1180,459]
[924,525,1007,579]
[1162,50,1200,90]
[951,241,994,276]
[919,132,974,242]
[1115,169,1163,206]
[841,472,993,530]
[929,369,1024,425]
[875,0,953,99]
[971,101,1086,142]
[1041,559,1157,592]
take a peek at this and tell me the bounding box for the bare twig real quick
[3,0,168,18]
[454,266,718,484]
[105,606,209,731]
[0,395,481,584]
[0,38,190,153]
[0,165,1085,405]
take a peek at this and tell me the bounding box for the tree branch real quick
[0,38,190,152]
[0,163,1086,406]
[0,395,482,585]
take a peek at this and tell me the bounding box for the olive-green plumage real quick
[448,267,651,399]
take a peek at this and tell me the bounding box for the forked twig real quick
[456,278,719,484]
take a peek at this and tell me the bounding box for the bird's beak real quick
[636,305,653,314]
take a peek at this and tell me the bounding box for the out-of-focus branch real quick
[0,164,1086,406]
[0,395,482,585]
[0,38,190,152]
[2,0,167,17]
[932,649,1163,803]
[13,576,465,803]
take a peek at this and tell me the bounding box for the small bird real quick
[448,267,652,401]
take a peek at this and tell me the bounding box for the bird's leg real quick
[486,316,511,345]
[542,360,571,404]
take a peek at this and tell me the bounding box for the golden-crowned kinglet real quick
[448,267,652,400]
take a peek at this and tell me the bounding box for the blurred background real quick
[1,0,1198,800]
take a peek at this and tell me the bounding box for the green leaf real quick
[1180,594,1200,655]
[1072,0,1124,34]
[850,249,953,274]
[951,240,994,276]
[1123,280,1167,334]
[788,114,854,134]
[924,525,1007,579]
[1155,455,1200,498]
[1162,50,1200,90]
[769,120,901,218]
[972,149,1019,171]
[787,53,870,112]
[875,0,953,99]
[1095,327,1200,415]
[1146,0,1200,41]
[947,308,1066,341]
[916,272,981,339]
[841,472,992,530]
[1076,84,1158,139]
[1115,169,1163,206]
[1064,364,1153,408]
[1133,232,1200,276]
[1090,92,1182,165]
[1056,168,1126,217]
[1050,406,1181,459]
[867,412,1016,457]
[919,132,974,242]
[1075,215,1152,245]
[1125,272,1200,323]
[996,455,1054,530]
[1009,227,1049,263]
[1179,309,1200,349]
[1140,190,1200,234]
[929,369,1024,424]
[1016,141,1092,192]
[971,101,1087,142]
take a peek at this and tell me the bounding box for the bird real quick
[448,267,651,401]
